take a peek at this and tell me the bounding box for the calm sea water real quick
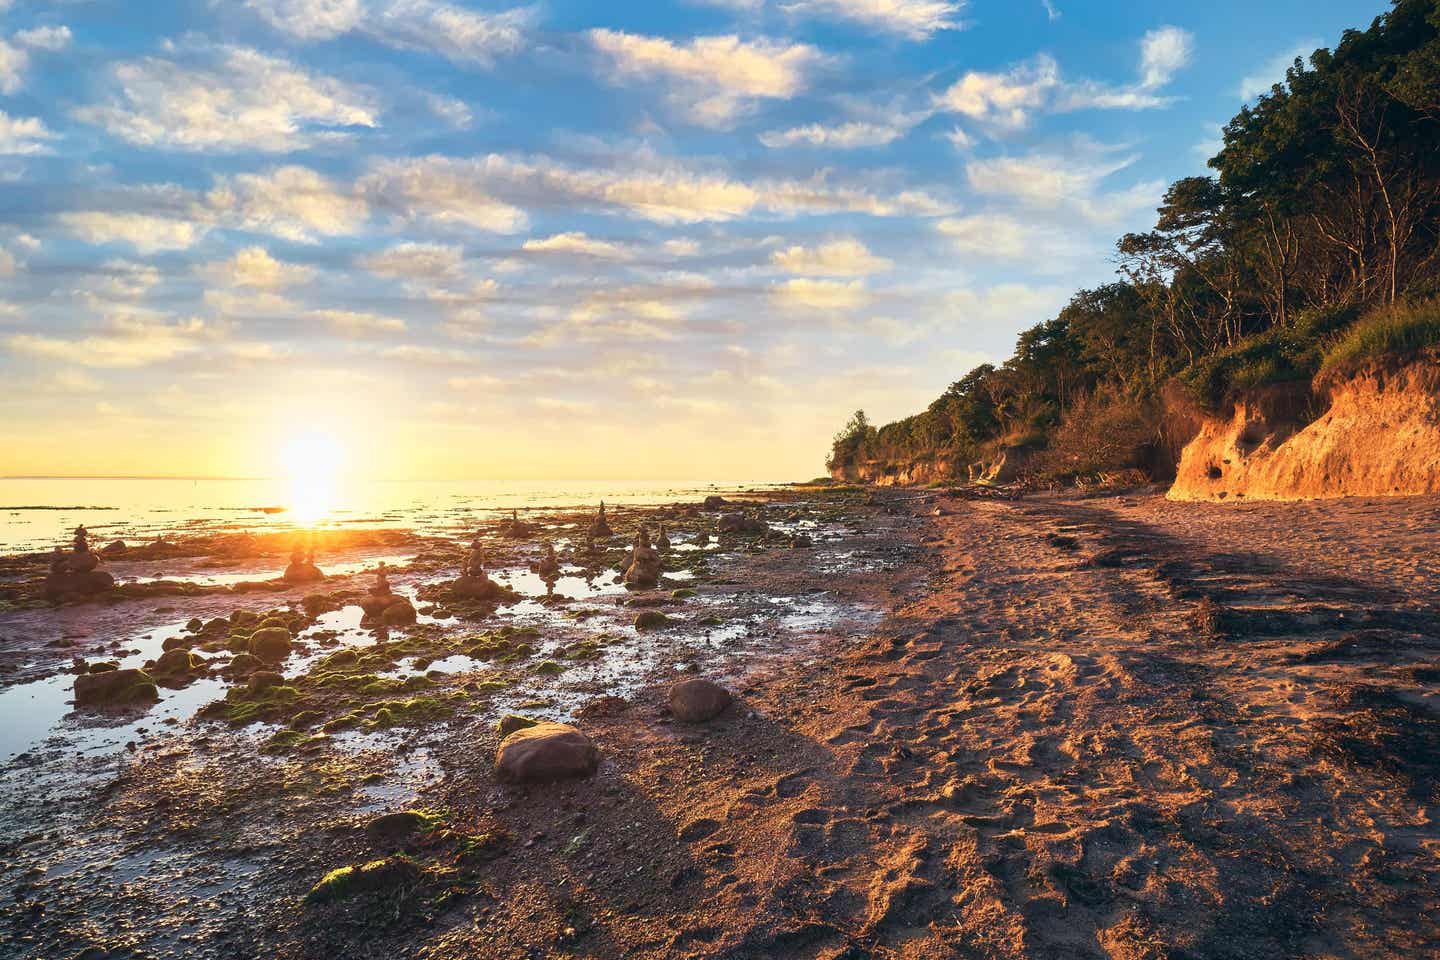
[0,477,777,553]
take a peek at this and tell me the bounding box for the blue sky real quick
[0,0,1385,480]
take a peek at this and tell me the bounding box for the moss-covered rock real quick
[249,626,292,663]
[305,856,421,905]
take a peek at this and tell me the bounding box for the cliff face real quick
[1169,353,1440,501]
[831,457,956,486]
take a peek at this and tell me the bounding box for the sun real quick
[281,428,344,525]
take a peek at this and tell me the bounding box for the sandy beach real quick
[3,486,1438,958]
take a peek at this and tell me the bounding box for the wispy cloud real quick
[780,0,966,40]
[74,43,378,152]
[589,30,825,127]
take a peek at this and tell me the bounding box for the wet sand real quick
[4,487,1440,958]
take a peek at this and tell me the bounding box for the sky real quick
[0,0,1386,481]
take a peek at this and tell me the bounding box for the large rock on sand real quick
[74,668,159,707]
[495,722,599,783]
[668,678,733,723]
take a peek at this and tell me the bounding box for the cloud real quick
[772,277,869,310]
[938,38,1186,132]
[90,259,162,302]
[1238,41,1317,101]
[207,246,315,289]
[936,213,1094,267]
[359,155,529,232]
[589,30,824,127]
[771,238,892,276]
[1041,0,1060,21]
[360,152,946,226]
[759,119,913,149]
[937,55,1060,129]
[946,283,1069,326]
[74,44,378,152]
[1139,26,1194,89]
[209,165,368,242]
[309,309,407,334]
[963,141,1160,224]
[15,25,72,51]
[6,316,214,368]
[937,214,1033,259]
[245,0,531,67]
[0,110,56,154]
[60,211,205,253]
[780,0,965,40]
[245,0,364,40]
[364,0,533,67]
[361,241,465,282]
[0,40,28,94]
[522,232,631,259]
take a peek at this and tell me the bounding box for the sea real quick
[0,477,779,554]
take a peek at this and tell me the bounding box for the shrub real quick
[1181,304,1359,411]
[1037,389,1160,481]
[1320,298,1440,376]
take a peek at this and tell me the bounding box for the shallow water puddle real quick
[125,552,415,588]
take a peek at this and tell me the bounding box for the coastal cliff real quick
[1169,352,1440,501]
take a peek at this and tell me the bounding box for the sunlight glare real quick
[282,428,344,525]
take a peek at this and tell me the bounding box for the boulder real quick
[702,495,727,510]
[249,627,293,663]
[495,722,600,783]
[283,561,325,584]
[497,714,541,737]
[634,610,669,630]
[717,512,768,535]
[247,670,286,693]
[380,598,418,627]
[228,652,262,674]
[43,569,115,600]
[101,540,128,556]
[153,648,201,675]
[305,856,421,905]
[74,668,160,707]
[668,678,733,723]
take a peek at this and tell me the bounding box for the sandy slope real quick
[392,490,1440,959]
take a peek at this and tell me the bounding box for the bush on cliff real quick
[1320,298,1440,377]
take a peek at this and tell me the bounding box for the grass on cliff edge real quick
[1320,298,1440,377]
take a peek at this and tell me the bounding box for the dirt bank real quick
[1170,353,1440,501]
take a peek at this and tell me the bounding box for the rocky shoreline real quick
[4,486,1440,958]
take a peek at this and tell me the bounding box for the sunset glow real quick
[281,429,344,524]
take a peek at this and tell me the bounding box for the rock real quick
[717,512,768,535]
[101,540,128,556]
[161,634,193,652]
[703,495,727,510]
[248,670,285,693]
[74,668,159,707]
[623,527,662,589]
[43,569,115,600]
[153,648,200,675]
[379,598,417,627]
[497,714,541,737]
[228,652,262,674]
[249,627,293,663]
[185,617,204,632]
[588,501,614,539]
[634,610,669,630]
[88,660,119,673]
[305,856,421,905]
[495,722,600,783]
[791,534,813,548]
[366,810,438,845]
[668,678,733,723]
[283,561,325,584]
[501,510,535,539]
